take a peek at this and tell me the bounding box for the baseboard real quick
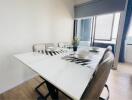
[0,74,38,94]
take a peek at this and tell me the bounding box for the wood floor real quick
[0,63,132,100]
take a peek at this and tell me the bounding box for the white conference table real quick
[14,47,106,100]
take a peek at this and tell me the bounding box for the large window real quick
[77,18,93,42]
[94,13,114,40]
[76,17,93,46]
[127,18,132,37]
[126,18,132,44]
[76,12,121,44]
[94,13,120,41]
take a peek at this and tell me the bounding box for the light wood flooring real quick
[0,63,132,100]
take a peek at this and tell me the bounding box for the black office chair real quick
[81,51,114,100]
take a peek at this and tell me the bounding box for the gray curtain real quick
[119,0,132,62]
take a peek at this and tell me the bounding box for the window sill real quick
[94,39,116,45]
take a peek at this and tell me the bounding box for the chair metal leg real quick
[36,76,73,100]
[35,81,46,98]
[45,81,59,100]
[37,93,50,100]
[99,84,110,100]
[35,81,50,100]
[99,97,105,100]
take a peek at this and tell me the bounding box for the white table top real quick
[14,48,106,100]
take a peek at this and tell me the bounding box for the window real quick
[76,18,93,46]
[94,13,114,40]
[94,13,120,41]
[77,18,93,42]
[76,12,120,44]
[126,18,132,44]
[127,18,132,37]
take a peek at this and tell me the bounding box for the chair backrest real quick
[33,43,58,52]
[81,51,114,100]
[58,42,71,48]
[45,43,57,49]
[32,43,45,52]
[106,45,112,51]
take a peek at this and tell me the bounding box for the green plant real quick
[72,37,80,47]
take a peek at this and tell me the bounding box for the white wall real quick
[0,0,74,93]
[50,0,74,42]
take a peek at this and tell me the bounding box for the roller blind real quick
[74,0,126,18]
[94,13,114,40]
